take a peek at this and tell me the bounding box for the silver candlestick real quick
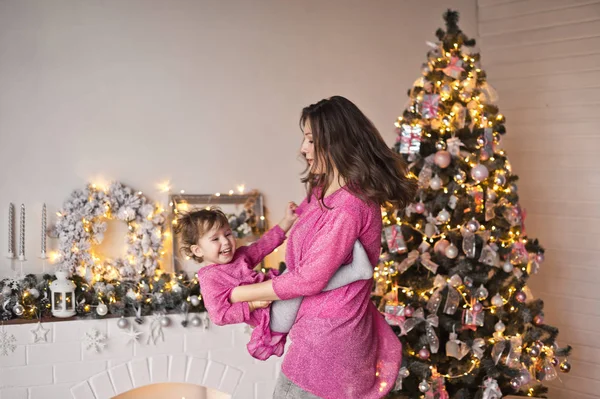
[18,204,25,261]
[7,203,15,258]
[40,204,47,259]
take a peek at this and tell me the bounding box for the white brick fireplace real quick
[0,314,281,399]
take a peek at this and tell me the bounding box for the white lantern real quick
[50,271,76,318]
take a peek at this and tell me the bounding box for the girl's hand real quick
[249,300,272,312]
[278,202,299,232]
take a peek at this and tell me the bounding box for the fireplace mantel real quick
[0,314,281,399]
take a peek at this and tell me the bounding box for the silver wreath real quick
[54,182,166,280]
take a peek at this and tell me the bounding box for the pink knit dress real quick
[197,226,287,360]
[271,189,401,399]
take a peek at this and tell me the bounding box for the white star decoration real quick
[31,322,50,343]
[123,325,142,345]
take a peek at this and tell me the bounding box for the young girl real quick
[229,96,417,399]
[174,204,373,360]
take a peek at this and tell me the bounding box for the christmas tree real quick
[376,10,572,399]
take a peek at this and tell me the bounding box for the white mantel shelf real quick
[0,314,281,399]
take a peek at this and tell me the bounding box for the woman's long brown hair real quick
[300,96,417,209]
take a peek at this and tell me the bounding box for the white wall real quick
[478,1,600,398]
[0,0,478,277]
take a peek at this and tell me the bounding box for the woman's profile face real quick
[301,120,320,172]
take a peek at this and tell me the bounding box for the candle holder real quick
[50,271,76,318]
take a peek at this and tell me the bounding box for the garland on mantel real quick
[0,271,205,322]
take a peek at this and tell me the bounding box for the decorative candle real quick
[18,204,25,261]
[41,204,47,259]
[7,203,14,258]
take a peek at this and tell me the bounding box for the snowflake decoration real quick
[0,329,17,356]
[83,328,107,353]
[123,325,142,345]
[4,278,21,291]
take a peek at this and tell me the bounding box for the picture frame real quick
[169,191,267,277]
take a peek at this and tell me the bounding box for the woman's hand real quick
[249,300,272,312]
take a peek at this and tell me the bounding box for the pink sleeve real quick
[243,225,286,267]
[199,270,251,326]
[272,209,361,300]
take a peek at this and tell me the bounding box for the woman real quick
[230,96,416,399]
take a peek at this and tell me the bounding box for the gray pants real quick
[273,373,323,399]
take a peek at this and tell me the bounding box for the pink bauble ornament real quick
[515,291,527,303]
[404,306,414,318]
[536,253,545,263]
[534,314,544,325]
[434,239,450,254]
[418,348,430,360]
[434,150,451,168]
[470,164,489,181]
[473,302,483,312]
[414,202,426,214]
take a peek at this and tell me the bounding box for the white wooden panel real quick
[480,19,600,48]
[478,1,600,396]
[491,70,600,91]
[486,53,600,80]
[479,0,600,22]
[498,88,598,110]
[483,36,600,65]
[480,3,600,36]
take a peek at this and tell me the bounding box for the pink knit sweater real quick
[272,188,401,399]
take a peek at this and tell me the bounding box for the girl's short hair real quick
[173,207,229,263]
[300,95,417,209]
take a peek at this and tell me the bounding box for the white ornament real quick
[96,303,108,316]
[502,261,514,273]
[190,295,200,307]
[123,325,142,345]
[147,314,166,345]
[31,322,50,343]
[0,329,17,356]
[83,328,107,353]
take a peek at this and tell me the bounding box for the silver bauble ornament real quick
[419,380,430,393]
[477,136,485,146]
[476,284,489,300]
[494,173,507,186]
[190,295,201,307]
[454,170,467,184]
[486,189,497,201]
[13,304,24,316]
[435,140,447,151]
[28,288,40,299]
[117,317,129,329]
[160,316,171,327]
[437,209,451,223]
[466,219,480,233]
[445,244,459,259]
[171,284,182,294]
[529,345,540,357]
[495,320,506,333]
[491,294,504,307]
[191,316,202,327]
[449,274,462,288]
[429,175,442,190]
[471,164,489,181]
[96,303,108,316]
[502,261,514,273]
